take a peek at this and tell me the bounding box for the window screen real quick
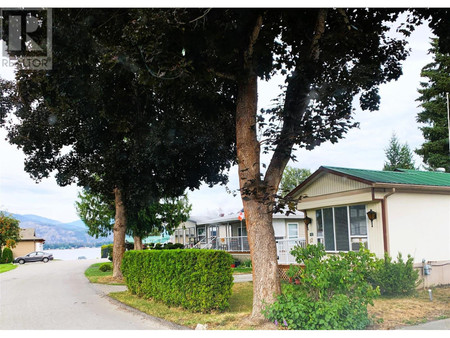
[350,205,367,236]
[323,208,335,251]
[334,206,350,251]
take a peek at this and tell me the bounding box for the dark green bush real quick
[147,242,184,250]
[99,262,112,272]
[1,247,13,264]
[263,244,380,330]
[368,252,419,296]
[101,244,113,259]
[122,249,234,312]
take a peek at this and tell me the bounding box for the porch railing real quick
[191,236,249,252]
[276,238,307,265]
[192,236,217,249]
[192,236,306,264]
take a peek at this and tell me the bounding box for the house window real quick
[316,210,324,245]
[288,223,299,239]
[315,205,368,252]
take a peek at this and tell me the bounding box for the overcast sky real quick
[0,13,437,222]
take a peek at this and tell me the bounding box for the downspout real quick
[371,187,396,254]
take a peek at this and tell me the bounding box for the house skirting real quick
[415,260,450,288]
[230,252,251,262]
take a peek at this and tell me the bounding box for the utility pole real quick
[447,92,450,154]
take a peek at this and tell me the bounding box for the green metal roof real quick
[323,166,450,187]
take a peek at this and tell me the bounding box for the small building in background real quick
[12,228,45,258]
[171,212,305,263]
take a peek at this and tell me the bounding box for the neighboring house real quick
[171,212,305,263]
[287,166,450,287]
[11,228,45,258]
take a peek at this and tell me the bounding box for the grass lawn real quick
[84,262,449,330]
[109,282,275,330]
[232,267,252,274]
[0,263,17,274]
[368,286,450,329]
[84,262,125,285]
[109,283,450,330]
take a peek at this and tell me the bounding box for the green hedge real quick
[122,249,234,312]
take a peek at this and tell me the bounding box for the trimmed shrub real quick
[122,249,234,312]
[99,262,112,272]
[1,247,13,264]
[263,244,380,330]
[368,252,419,296]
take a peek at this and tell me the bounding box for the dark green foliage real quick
[368,252,420,296]
[147,242,184,250]
[99,263,113,272]
[263,244,379,330]
[415,38,450,172]
[1,247,13,264]
[121,249,234,312]
[101,244,113,260]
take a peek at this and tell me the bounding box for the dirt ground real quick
[367,285,450,329]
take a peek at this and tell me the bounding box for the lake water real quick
[44,247,104,261]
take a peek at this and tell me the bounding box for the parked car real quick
[13,251,54,264]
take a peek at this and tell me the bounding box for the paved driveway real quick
[0,259,184,330]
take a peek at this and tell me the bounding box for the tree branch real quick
[263,9,328,195]
[207,68,236,81]
[244,14,263,67]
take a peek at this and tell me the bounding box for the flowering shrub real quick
[263,244,380,330]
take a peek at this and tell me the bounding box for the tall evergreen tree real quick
[415,38,450,172]
[383,133,416,171]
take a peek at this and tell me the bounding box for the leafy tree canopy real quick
[76,189,191,240]
[4,9,236,212]
[279,166,311,197]
[0,212,21,249]
[415,38,450,172]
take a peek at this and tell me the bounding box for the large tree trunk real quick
[234,10,327,322]
[133,236,143,250]
[236,73,281,321]
[112,187,126,278]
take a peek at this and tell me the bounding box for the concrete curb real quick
[399,318,450,330]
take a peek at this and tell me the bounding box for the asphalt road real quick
[0,259,183,330]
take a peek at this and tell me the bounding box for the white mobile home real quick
[288,166,450,287]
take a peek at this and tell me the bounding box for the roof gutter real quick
[372,187,396,254]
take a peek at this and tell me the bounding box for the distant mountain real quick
[5,212,113,249]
